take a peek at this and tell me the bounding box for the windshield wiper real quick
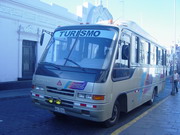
[64,58,86,72]
[40,62,61,70]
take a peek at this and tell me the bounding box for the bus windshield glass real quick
[41,27,118,70]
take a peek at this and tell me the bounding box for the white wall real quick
[0,0,79,82]
[0,0,112,82]
[0,18,19,81]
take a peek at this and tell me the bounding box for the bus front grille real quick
[44,96,74,108]
[46,86,74,97]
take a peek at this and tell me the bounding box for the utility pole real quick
[106,0,109,8]
[120,0,125,19]
[171,0,177,96]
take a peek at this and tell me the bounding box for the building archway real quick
[86,5,113,24]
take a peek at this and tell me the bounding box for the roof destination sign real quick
[59,30,100,37]
[56,29,116,39]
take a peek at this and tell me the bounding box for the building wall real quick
[0,18,19,81]
[0,0,112,82]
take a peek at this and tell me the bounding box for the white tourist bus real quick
[31,20,167,127]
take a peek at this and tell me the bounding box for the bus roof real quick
[97,20,166,49]
[55,20,165,49]
[97,20,157,42]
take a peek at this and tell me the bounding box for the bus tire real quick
[147,89,155,105]
[103,100,120,127]
[53,112,67,119]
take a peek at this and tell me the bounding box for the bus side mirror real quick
[122,45,129,60]
[40,33,45,46]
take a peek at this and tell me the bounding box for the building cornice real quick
[1,0,80,24]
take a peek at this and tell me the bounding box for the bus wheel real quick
[147,89,155,105]
[103,101,120,127]
[53,112,67,119]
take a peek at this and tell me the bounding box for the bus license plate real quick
[54,107,65,114]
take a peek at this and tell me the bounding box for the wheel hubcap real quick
[110,105,118,122]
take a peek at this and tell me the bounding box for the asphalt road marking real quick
[111,95,171,135]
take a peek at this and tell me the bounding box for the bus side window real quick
[131,35,139,64]
[120,34,130,67]
[148,42,151,64]
[150,44,156,65]
[122,42,129,60]
[164,50,167,66]
[139,39,144,64]
[113,33,131,80]
[139,39,149,64]
[156,46,161,65]
[158,48,162,65]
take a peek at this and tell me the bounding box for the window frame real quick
[112,30,132,81]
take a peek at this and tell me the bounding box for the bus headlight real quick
[78,93,104,100]
[78,93,92,99]
[32,85,44,91]
[85,94,92,100]
[78,93,85,98]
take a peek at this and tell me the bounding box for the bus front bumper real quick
[31,94,111,122]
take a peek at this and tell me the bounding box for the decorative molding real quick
[18,24,40,36]
[2,0,79,22]
[0,2,79,28]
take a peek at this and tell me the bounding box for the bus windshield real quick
[41,27,118,70]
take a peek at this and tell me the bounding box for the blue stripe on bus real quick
[138,72,147,102]
[140,72,147,87]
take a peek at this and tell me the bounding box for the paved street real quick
[0,79,175,135]
[0,96,109,135]
[118,93,180,135]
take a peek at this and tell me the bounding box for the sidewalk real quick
[0,88,31,100]
[0,80,31,99]
[0,80,32,90]
[112,87,180,135]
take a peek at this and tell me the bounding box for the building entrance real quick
[22,40,36,80]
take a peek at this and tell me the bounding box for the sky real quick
[41,0,180,48]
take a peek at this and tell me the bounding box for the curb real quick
[0,88,31,100]
[0,80,32,90]
[0,95,30,101]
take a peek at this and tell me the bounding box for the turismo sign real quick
[56,29,116,39]
[59,30,100,37]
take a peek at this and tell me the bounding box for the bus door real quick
[112,31,137,111]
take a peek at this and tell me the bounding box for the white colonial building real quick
[0,0,112,82]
